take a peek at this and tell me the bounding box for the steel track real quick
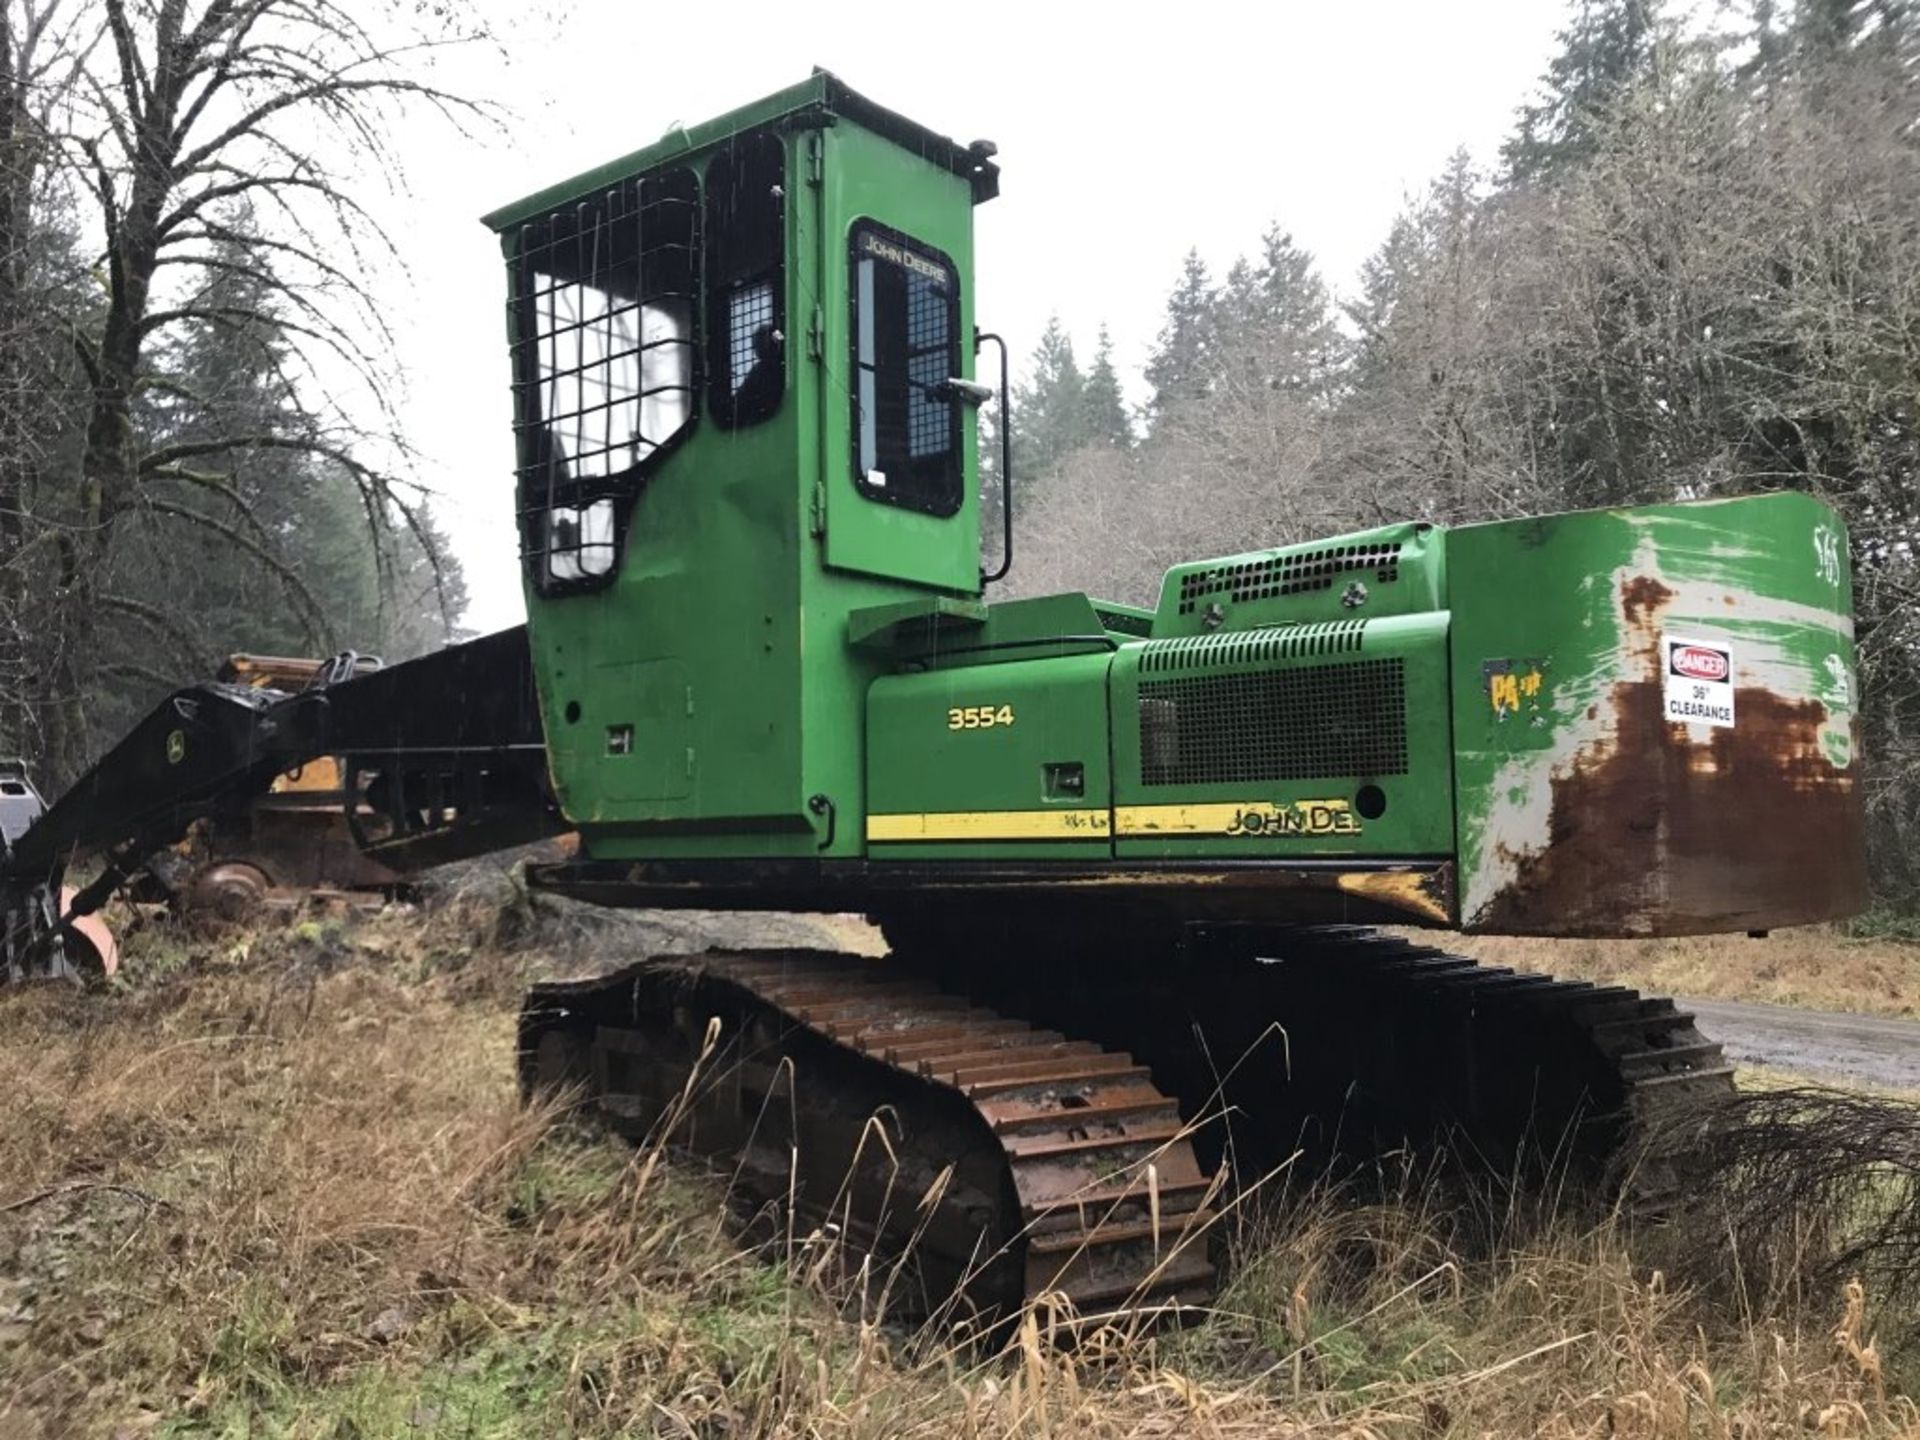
[880,918,1737,1204]
[520,926,1735,1325]
[519,949,1219,1321]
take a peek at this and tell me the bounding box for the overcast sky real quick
[382,0,1569,634]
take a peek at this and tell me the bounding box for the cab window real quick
[705,132,785,426]
[511,168,698,592]
[849,222,961,517]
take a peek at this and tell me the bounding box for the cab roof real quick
[481,69,999,234]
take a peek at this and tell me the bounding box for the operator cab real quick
[483,74,998,857]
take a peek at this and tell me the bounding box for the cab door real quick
[816,126,981,593]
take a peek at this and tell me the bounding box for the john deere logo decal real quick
[1224,800,1361,837]
[165,729,186,764]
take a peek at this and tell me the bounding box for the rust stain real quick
[1619,575,1675,630]
[1480,679,1865,936]
[1479,568,1865,937]
[1335,868,1451,924]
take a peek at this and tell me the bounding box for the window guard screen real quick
[848,222,962,518]
[705,133,786,427]
[510,168,698,593]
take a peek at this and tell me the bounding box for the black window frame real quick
[508,166,701,598]
[847,220,964,519]
[705,130,787,427]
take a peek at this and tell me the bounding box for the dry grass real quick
[1638,1086,1920,1326]
[0,895,1914,1438]
[1408,926,1920,1020]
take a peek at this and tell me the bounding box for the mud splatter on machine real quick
[0,73,1864,1321]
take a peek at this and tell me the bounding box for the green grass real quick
[1839,905,1920,945]
[166,1332,574,1438]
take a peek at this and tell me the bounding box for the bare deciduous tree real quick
[0,0,484,784]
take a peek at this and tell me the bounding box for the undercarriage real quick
[518,915,1733,1322]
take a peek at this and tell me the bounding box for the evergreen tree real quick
[977,395,1007,571]
[1251,225,1343,392]
[1738,0,1917,125]
[1741,0,1791,82]
[1143,249,1216,431]
[1503,0,1661,183]
[1430,147,1481,243]
[1355,156,1477,320]
[1011,314,1088,478]
[1789,0,1893,53]
[1080,325,1132,448]
[1785,0,1916,63]
[1211,225,1344,401]
[1346,210,1427,383]
[1215,255,1260,350]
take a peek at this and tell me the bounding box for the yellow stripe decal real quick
[867,799,1361,843]
[867,809,1111,842]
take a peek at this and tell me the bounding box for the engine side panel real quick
[1110,612,1455,861]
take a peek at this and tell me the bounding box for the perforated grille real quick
[511,172,698,487]
[1138,659,1408,786]
[509,167,698,593]
[704,132,785,426]
[1177,541,1402,615]
[850,222,961,516]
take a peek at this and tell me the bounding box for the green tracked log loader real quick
[0,72,1866,1323]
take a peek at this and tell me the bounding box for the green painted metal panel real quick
[1447,492,1865,935]
[480,74,1869,945]
[877,593,1115,670]
[497,80,988,863]
[866,651,1114,861]
[786,109,988,858]
[846,595,988,653]
[521,131,811,853]
[483,76,831,234]
[481,71,997,233]
[1151,522,1444,638]
[1109,613,1454,860]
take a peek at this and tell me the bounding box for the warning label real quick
[1663,636,1735,728]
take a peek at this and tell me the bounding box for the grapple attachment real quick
[1,628,561,987]
[1,765,113,981]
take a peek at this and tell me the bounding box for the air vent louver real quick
[1138,620,1366,674]
[1177,543,1401,615]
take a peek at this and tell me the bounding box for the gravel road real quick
[1683,996,1920,1092]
